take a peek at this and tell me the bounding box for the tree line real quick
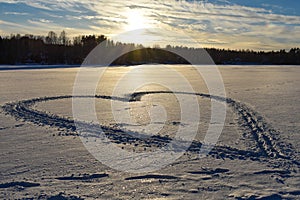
[0,31,299,65]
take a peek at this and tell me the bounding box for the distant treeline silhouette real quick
[0,31,299,65]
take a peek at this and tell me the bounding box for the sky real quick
[0,0,300,50]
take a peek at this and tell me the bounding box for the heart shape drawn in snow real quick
[2,92,298,171]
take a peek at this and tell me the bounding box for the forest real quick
[0,31,300,65]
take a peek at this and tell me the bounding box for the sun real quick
[124,9,152,31]
[113,9,160,45]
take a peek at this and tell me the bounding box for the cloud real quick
[0,19,24,27]
[4,12,29,15]
[0,0,299,50]
[39,19,53,23]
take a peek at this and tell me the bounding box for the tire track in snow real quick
[1,92,297,167]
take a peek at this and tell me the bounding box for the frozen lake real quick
[0,65,299,199]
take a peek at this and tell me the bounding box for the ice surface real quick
[0,65,299,199]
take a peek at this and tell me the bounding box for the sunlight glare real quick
[113,9,162,45]
[124,9,152,31]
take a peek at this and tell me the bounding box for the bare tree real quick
[59,30,67,45]
[46,31,58,44]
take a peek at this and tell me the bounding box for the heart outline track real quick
[1,91,299,170]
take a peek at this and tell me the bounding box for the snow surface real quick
[0,65,299,199]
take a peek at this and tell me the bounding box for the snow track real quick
[131,91,295,161]
[1,92,298,169]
